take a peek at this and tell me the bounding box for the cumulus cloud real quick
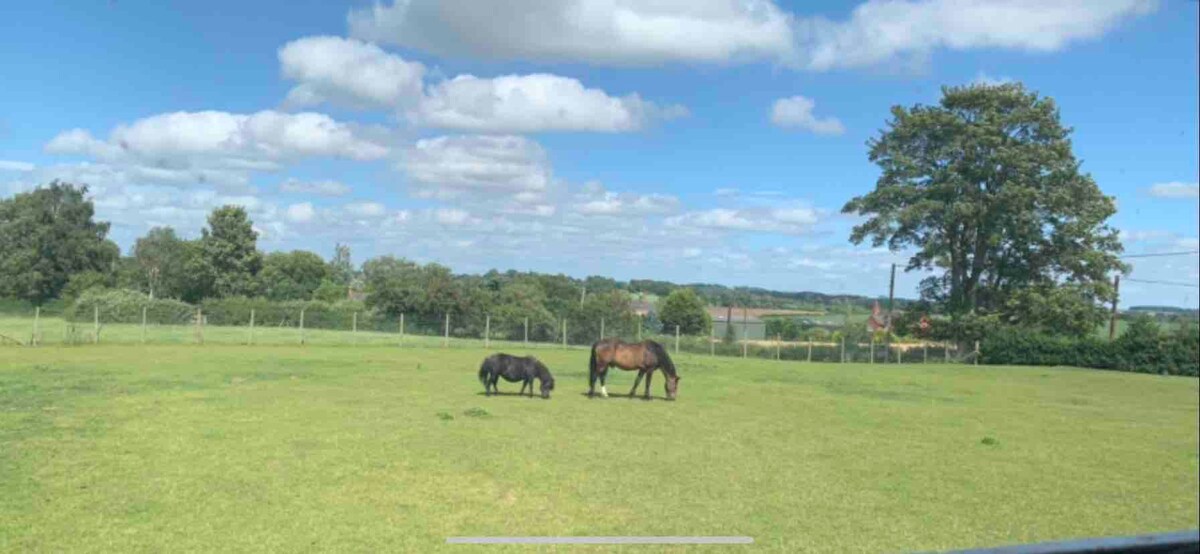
[279,35,426,109]
[46,110,389,165]
[572,181,680,215]
[972,71,1013,85]
[286,202,316,223]
[0,160,36,172]
[770,96,844,135]
[413,73,688,133]
[348,0,796,66]
[346,0,1154,70]
[398,135,554,201]
[345,201,387,218]
[278,178,351,197]
[1148,181,1199,199]
[667,206,821,234]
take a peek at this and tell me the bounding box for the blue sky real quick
[1,0,1197,307]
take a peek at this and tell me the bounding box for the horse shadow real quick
[475,391,548,399]
[576,392,674,402]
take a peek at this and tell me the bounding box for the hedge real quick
[67,288,195,325]
[980,324,1199,377]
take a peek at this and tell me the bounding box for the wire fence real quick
[0,306,979,364]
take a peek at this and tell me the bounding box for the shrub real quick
[980,321,1198,377]
[68,288,194,324]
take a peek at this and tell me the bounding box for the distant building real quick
[867,301,888,332]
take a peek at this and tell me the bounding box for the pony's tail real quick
[478,358,490,387]
[588,343,598,382]
[647,340,677,378]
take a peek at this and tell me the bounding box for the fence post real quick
[485,314,491,349]
[299,308,305,345]
[524,317,529,346]
[840,337,845,363]
[94,305,99,344]
[352,312,358,345]
[807,340,812,362]
[195,308,204,345]
[775,334,780,361]
[399,313,405,346]
[444,312,450,348]
[249,309,255,345]
[675,325,680,355]
[944,341,949,363]
[709,325,715,356]
[139,306,146,344]
[600,318,605,341]
[923,342,928,364]
[870,338,875,364]
[562,319,567,348]
[638,314,643,342]
[33,306,41,347]
[974,340,980,365]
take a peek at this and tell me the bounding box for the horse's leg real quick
[525,377,534,397]
[599,367,609,398]
[490,374,501,395]
[588,364,597,398]
[643,368,654,400]
[628,370,644,397]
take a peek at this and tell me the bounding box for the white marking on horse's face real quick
[601,386,609,398]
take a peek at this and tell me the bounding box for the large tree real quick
[0,181,119,303]
[258,250,330,300]
[133,227,192,299]
[201,206,262,298]
[843,83,1124,336]
[657,288,711,335]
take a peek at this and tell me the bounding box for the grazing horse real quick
[479,353,556,399]
[588,339,680,400]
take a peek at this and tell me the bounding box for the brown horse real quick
[588,338,680,400]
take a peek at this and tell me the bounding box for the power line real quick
[1120,251,1200,259]
[1124,277,1200,288]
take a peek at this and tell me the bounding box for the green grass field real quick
[2,338,1197,552]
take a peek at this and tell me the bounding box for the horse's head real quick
[665,374,680,400]
[540,375,555,399]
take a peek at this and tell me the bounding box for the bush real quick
[980,320,1198,377]
[68,288,195,324]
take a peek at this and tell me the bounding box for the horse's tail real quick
[588,342,598,381]
[647,340,677,378]
[478,357,491,386]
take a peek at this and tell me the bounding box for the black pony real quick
[479,353,556,399]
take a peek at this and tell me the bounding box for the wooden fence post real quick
[524,317,529,346]
[974,340,980,365]
[600,318,605,341]
[675,325,680,355]
[444,312,450,348]
[140,306,146,344]
[562,319,567,348]
[923,343,928,364]
[249,309,255,345]
[775,334,781,361]
[807,340,812,362]
[399,313,405,345]
[93,305,99,344]
[485,314,491,349]
[195,308,204,345]
[352,312,358,345]
[299,308,305,345]
[700,321,710,357]
[870,338,875,364]
[840,337,846,363]
[944,341,949,363]
[33,306,41,346]
[638,315,642,341]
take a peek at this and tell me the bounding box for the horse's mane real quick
[644,340,677,377]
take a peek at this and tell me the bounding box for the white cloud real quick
[972,71,1013,86]
[46,110,389,165]
[413,73,687,133]
[770,96,845,135]
[432,207,477,226]
[279,36,426,109]
[573,182,680,215]
[667,206,821,234]
[0,160,35,172]
[286,202,316,223]
[399,135,554,201]
[346,201,387,218]
[1148,181,1199,199]
[346,0,1154,70]
[793,0,1157,71]
[278,178,351,197]
[348,0,797,67]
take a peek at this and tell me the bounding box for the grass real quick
[1,339,1197,552]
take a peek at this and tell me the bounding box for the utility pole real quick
[1108,275,1120,341]
[886,263,896,363]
